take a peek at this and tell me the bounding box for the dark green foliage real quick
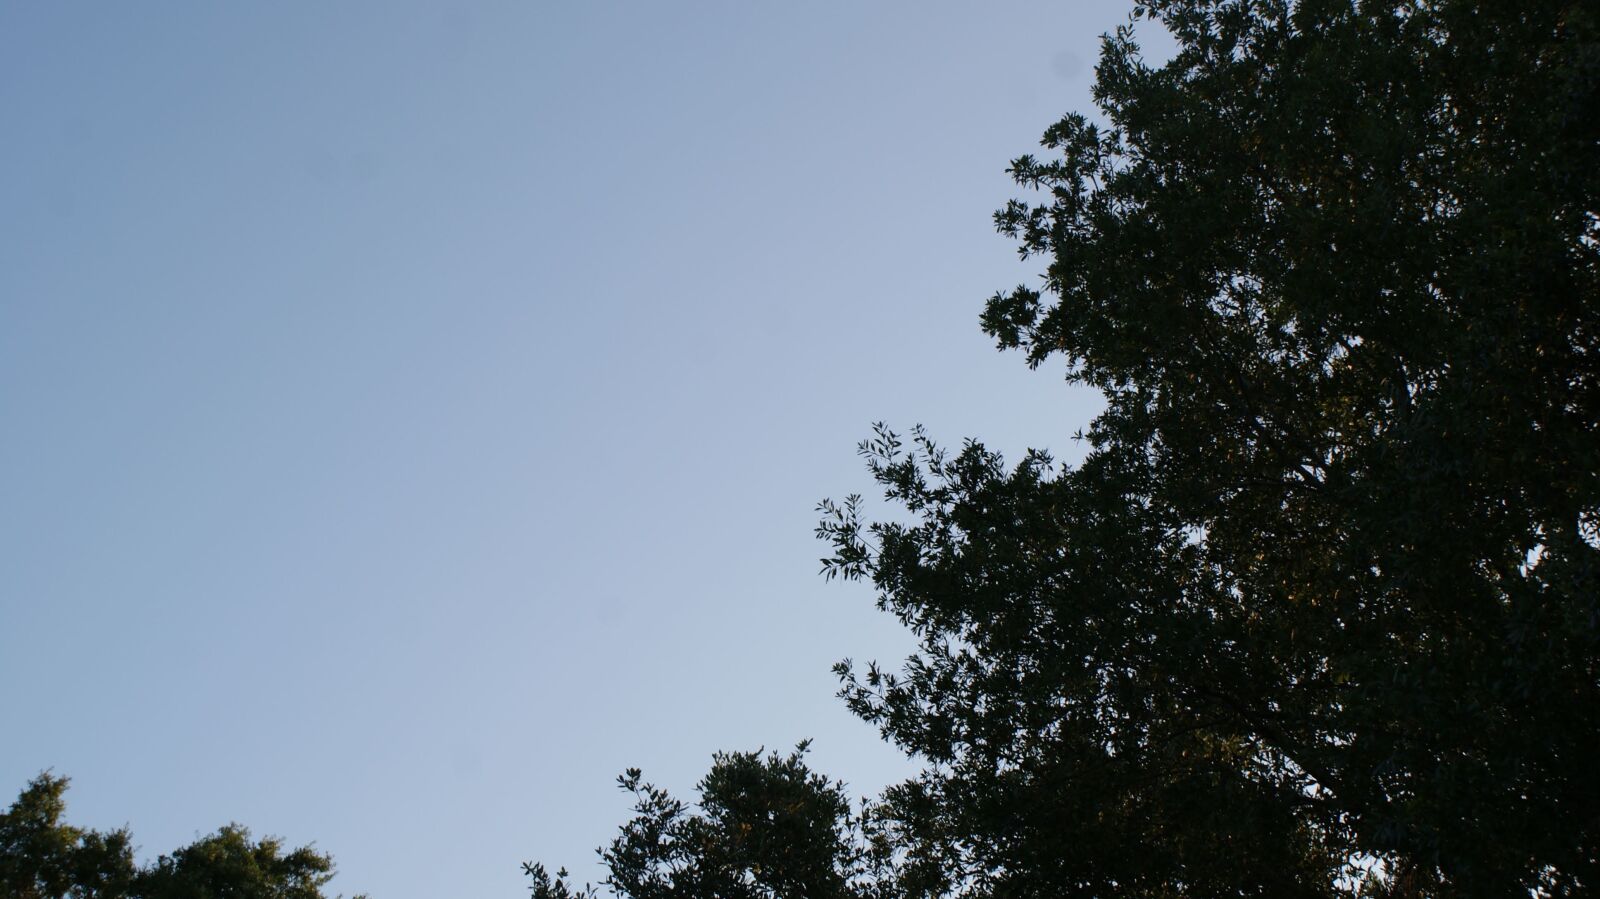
[135,825,343,899]
[816,0,1599,896]
[0,775,136,899]
[538,1,1597,896]
[527,745,889,899]
[0,774,360,899]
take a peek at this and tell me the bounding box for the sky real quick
[1,4,1150,897]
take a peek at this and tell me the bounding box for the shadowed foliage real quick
[817,0,1599,896]
[527,744,891,899]
[535,0,1597,896]
[1,774,362,899]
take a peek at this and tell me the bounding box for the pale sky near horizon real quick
[2,4,1157,896]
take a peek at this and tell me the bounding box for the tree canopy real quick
[536,1,1597,896]
[527,744,887,899]
[821,0,1599,895]
[1,774,361,899]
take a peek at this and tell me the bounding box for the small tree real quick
[0,774,361,899]
[0,775,136,899]
[527,744,886,899]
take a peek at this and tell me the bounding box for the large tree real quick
[535,1,1598,896]
[819,0,1598,896]
[0,774,361,899]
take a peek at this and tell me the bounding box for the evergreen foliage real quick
[1,774,360,899]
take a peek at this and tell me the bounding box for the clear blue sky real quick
[2,4,1150,896]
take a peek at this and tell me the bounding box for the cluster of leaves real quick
[535,1,1597,897]
[527,744,893,899]
[1,774,360,899]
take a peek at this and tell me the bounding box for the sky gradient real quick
[2,4,1152,896]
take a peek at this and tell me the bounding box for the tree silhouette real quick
[528,745,889,899]
[820,0,1599,895]
[1,774,362,899]
[538,1,1599,895]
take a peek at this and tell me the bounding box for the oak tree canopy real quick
[536,1,1599,896]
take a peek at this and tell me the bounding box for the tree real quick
[534,1,1596,896]
[0,775,136,899]
[526,744,888,899]
[0,774,362,899]
[815,0,1598,896]
[134,825,345,899]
